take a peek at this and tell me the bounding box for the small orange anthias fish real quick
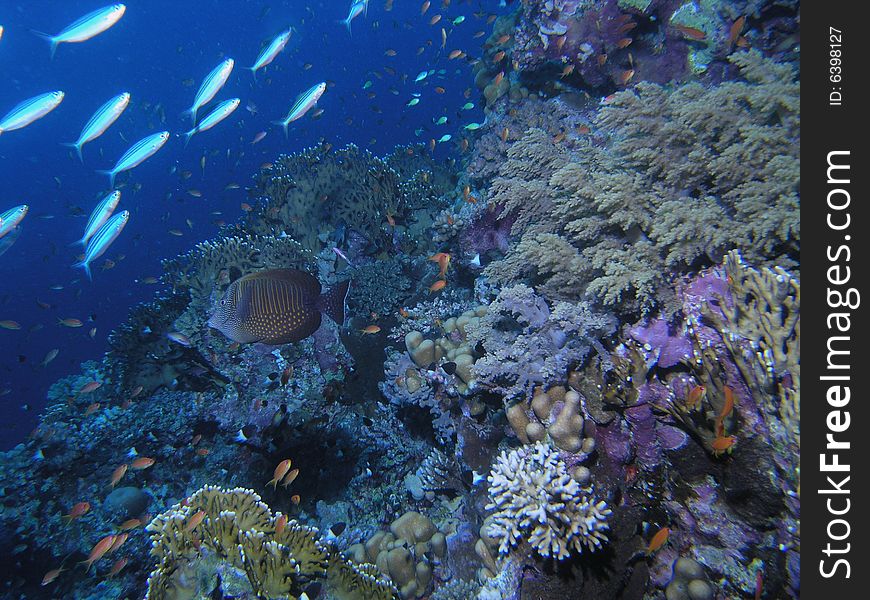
[267,459,293,490]
[429,279,447,293]
[78,381,101,394]
[675,24,706,40]
[184,509,206,532]
[62,501,91,523]
[107,557,128,578]
[41,566,66,586]
[130,457,155,470]
[646,527,670,555]
[108,464,128,488]
[281,468,300,489]
[119,518,142,530]
[715,385,735,436]
[80,534,116,572]
[280,366,293,386]
[686,384,705,409]
[360,325,381,334]
[290,494,301,505]
[275,513,288,535]
[729,16,746,46]
[429,252,451,278]
[108,532,128,553]
[711,435,736,456]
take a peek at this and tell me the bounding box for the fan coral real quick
[485,442,611,559]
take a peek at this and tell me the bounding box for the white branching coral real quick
[485,442,611,560]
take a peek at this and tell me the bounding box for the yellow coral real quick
[144,485,394,600]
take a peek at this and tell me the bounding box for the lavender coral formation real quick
[485,442,611,560]
[482,50,799,316]
[467,284,615,400]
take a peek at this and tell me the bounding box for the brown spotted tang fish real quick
[208,269,350,344]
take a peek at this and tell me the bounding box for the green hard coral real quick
[484,50,799,316]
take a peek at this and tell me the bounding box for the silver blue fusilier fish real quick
[339,0,366,33]
[63,92,130,161]
[98,131,169,187]
[274,82,326,136]
[185,58,234,124]
[248,30,292,80]
[0,92,65,136]
[182,98,240,146]
[0,205,29,239]
[73,190,121,247]
[73,210,129,280]
[33,4,126,58]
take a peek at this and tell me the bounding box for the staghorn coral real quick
[485,442,611,560]
[482,51,799,316]
[144,485,396,600]
[467,284,616,400]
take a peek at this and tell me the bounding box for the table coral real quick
[485,442,611,560]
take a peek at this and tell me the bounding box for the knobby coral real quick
[485,442,611,559]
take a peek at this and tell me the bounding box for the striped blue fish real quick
[64,92,130,161]
[0,205,29,239]
[0,92,64,135]
[97,131,169,187]
[248,30,292,80]
[183,98,240,146]
[274,82,326,136]
[33,4,126,58]
[185,58,234,124]
[73,190,121,247]
[73,210,129,280]
[339,1,367,34]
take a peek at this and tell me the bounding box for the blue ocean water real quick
[0,0,487,449]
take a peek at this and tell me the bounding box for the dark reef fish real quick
[208,269,349,344]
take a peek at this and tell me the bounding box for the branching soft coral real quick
[481,50,799,316]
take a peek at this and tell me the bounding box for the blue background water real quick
[0,0,491,449]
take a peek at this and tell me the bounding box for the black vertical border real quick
[802,1,867,597]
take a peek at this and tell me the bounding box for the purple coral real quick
[459,206,515,258]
